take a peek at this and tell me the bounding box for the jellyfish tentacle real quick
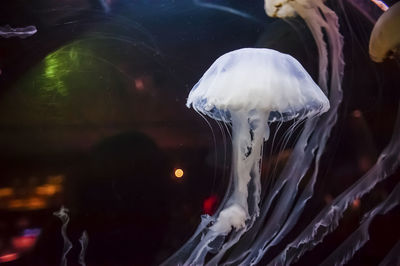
[292,3,329,94]
[180,110,269,265]
[212,110,269,234]
[320,181,400,266]
[0,25,37,38]
[204,111,269,264]
[270,101,400,265]
[229,111,254,215]
[237,119,319,266]
[54,206,73,266]
[78,231,89,266]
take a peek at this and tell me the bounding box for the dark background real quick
[0,0,399,265]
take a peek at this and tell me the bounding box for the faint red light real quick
[12,236,38,251]
[134,78,145,91]
[0,253,18,263]
[352,198,361,209]
[203,195,218,215]
[352,110,362,118]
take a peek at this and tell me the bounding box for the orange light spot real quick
[352,198,361,209]
[134,78,145,91]
[0,188,13,197]
[352,110,362,118]
[36,184,61,196]
[27,197,46,210]
[174,168,184,178]
[8,198,47,210]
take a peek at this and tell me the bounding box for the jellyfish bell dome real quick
[187,48,330,124]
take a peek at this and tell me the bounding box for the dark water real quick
[0,0,399,265]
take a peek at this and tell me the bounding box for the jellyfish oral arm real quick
[211,110,269,234]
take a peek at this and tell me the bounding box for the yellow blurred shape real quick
[8,197,47,210]
[36,184,61,196]
[174,168,184,178]
[27,197,46,210]
[0,188,13,197]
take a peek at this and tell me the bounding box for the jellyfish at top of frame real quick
[369,1,400,63]
[264,0,344,95]
[187,48,329,235]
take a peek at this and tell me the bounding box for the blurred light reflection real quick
[0,174,64,210]
[0,253,18,263]
[0,188,13,197]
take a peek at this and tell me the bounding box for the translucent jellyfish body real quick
[187,48,329,235]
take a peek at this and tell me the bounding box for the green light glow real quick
[42,46,83,96]
[0,37,132,126]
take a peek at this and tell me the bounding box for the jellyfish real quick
[369,1,400,63]
[0,25,37,38]
[163,47,329,265]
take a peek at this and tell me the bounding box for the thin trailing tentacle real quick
[53,206,73,266]
[320,181,400,266]
[270,101,400,265]
[0,25,37,38]
[79,231,89,266]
